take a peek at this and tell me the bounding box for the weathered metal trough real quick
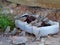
[15,20,59,37]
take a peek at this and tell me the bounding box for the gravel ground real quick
[0,32,60,45]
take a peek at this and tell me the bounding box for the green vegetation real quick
[0,14,15,32]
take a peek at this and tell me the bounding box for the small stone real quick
[5,26,10,33]
[12,36,28,44]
